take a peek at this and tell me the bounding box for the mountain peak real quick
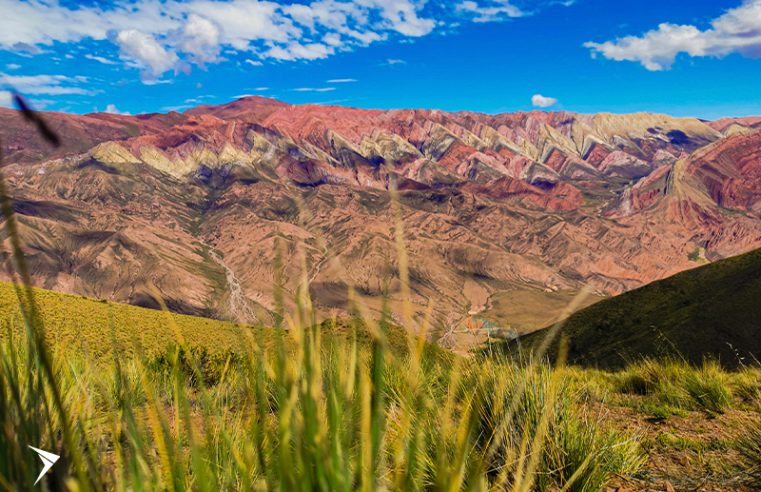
[184,96,288,123]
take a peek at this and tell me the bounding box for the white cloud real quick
[327,78,357,83]
[303,97,349,105]
[367,0,436,37]
[0,0,110,46]
[265,42,334,61]
[162,103,193,112]
[184,95,213,103]
[177,14,221,64]
[105,103,129,114]
[531,94,558,108]
[186,0,298,48]
[385,58,407,65]
[0,73,92,95]
[0,0,563,84]
[116,29,178,77]
[141,78,173,86]
[585,0,761,71]
[294,87,336,92]
[0,90,11,107]
[322,32,343,47]
[5,63,20,70]
[457,1,523,22]
[245,59,263,66]
[85,54,118,65]
[254,87,269,91]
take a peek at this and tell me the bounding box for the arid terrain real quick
[2,98,761,348]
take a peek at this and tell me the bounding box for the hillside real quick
[2,98,761,350]
[0,280,252,358]
[0,280,442,361]
[511,247,761,369]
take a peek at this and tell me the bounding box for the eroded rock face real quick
[1,97,760,348]
[685,131,761,212]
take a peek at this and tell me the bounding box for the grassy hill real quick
[0,280,447,362]
[508,247,761,369]
[0,280,255,358]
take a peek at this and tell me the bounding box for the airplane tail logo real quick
[28,446,60,485]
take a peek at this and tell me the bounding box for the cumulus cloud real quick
[368,0,436,36]
[116,30,179,78]
[0,0,571,83]
[176,14,221,64]
[531,94,558,108]
[584,0,761,70]
[0,0,109,46]
[0,0,419,63]
[186,0,298,48]
[245,59,263,67]
[105,103,129,114]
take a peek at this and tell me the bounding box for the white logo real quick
[28,446,60,485]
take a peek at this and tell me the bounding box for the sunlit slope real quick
[0,280,446,361]
[513,247,761,369]
[0,280,251,357]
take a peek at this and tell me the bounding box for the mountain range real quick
[2,97,760,349]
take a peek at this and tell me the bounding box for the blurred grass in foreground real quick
[0,306,646,491]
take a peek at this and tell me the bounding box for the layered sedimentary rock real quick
[2,97,761,348]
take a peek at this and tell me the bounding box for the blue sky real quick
[1,0,760,119]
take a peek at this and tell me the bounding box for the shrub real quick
[732,368,761,407]
[684,361,732,414]
[613,359,736,415]
[473,360,644,491]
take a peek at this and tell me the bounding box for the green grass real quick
[652,432,730,453]
[612,359,741,415]
[560,358,761,418]
[738,419,761,486]
[0,280,254,358]
[0,289,646,491]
